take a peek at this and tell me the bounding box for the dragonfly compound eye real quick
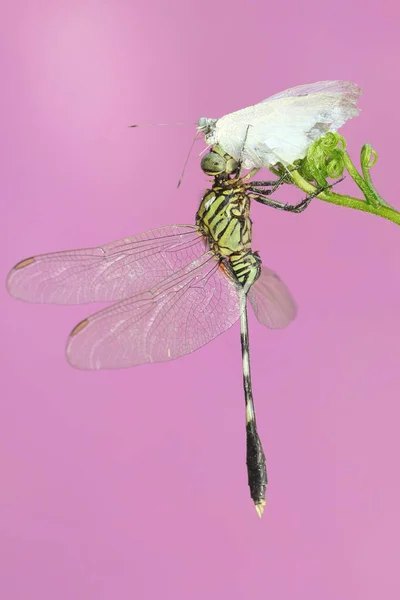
[201,152,227,175]
[225,156,238,174]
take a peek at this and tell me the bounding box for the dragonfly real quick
[7,143,327,517]
[197,80,362,170]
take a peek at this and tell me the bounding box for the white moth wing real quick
[263,80,362,103]
[205,80,362,169]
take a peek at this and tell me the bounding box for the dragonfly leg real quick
[250,193,313,213]
[248,172,292,194]
[240,167,260,181]
[250,177,345,213]
[236,125,261,181]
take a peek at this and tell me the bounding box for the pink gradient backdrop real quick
[2,1,400,598]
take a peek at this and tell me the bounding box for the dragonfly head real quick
[201,145,238,177]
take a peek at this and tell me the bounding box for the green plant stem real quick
[341,152,375,204]
[359,145,391,208]
[290,170,400,226]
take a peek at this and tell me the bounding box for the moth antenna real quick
[129,122,195,128]
[197,144,212,158]
[177,131,202,188]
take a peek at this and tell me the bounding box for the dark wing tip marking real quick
[13,257,36,270]
[70,319,89,337]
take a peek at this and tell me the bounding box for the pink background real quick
[2,1,400,598]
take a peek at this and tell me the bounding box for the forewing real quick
[66,253,241,369]
[248,265,297,329]
[7,225,205,304]
[263,80,362,103]
[211,80,362,168]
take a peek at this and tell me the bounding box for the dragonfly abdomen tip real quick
[255,501,266,519]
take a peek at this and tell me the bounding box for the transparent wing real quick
[248,265,297,329]
[67,253,241,369]
[7,225,206,304]
[209,80,362,168]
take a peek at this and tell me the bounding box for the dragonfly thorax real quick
[196,171,260,291]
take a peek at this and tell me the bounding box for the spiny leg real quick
[238,290,267,518]
[249,177,345,213]
[240,167,260,181]
[235,124,252,178]
[235,125,263,181]
[247,172,292,195]
[250,192,313,213]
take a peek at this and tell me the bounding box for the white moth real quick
[197,80,362,170]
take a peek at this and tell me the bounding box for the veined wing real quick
[263,80,362,104]
[248,265,297,329]
[206,80,362,169]
[67,252,241,369]
[7,225,205,304]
